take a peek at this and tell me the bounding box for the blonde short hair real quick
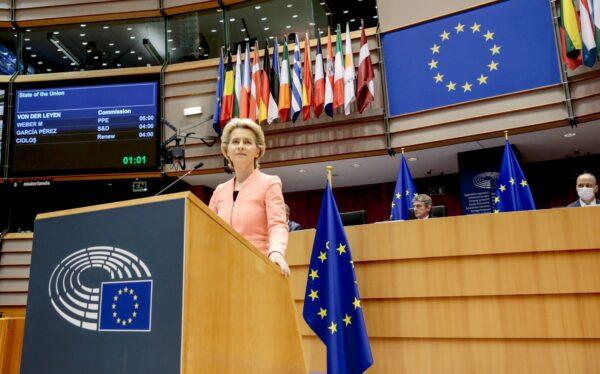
[220,118,266,168]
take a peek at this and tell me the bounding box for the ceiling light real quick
[287,4,293,8]
[167,29,172,33]
[130,36,136,39]
[230,18,235,22]
[244,37,249,41]
[326,12,331,15]
[93,56,99,59]
[109,42,114,46]
[168,39,173,42]
[261,17,267,21]
[298,169,307,173]
[117,63,121,67]
[219,19,224,23]
[216,8,222,12]
[408,157,418,162]
[293,14,298,18]
[46,68,52,72]
[80,33,85,37]
[269,36,274,39]
[130,50,135,54]
[343,10,349,14]
[309,22,315,26]
[320,2,325,5]
[26,28,31,32]
[24,38,30,41]
[70,62,76,66]
[102,62,107,66]
[286,25,291,29]
[563,132,576,138]
[25,46,31,50]
[373,15,378,19]
[37,61,43,64]
[255,5,261,9]
[137,57,142,60]
[171,47,177,51]
[82,42,87,45]
[115,50,120,54]
[2,52,6,56]
[80,24,86,27]
[351,163,361,168]
[264,27,270,31]
[53,31,60,35]
[241,28,246,32]
[31,54,36,57]
[103,26,109,29]
[319,30,324,34]
[350,18,356,22]
[211,29,217,33]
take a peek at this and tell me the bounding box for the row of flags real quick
[390,139,535,220]
[212,22,375,135]
[560,0,600,69]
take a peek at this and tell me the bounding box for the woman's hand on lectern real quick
[269,252,291,277]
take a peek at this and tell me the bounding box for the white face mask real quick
[577,187,596,201]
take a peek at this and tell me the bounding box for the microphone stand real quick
[155,162,204,196]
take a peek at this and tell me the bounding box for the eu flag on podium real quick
[493,141,535,212]
[303,182,373,374]
[390,155,417,220]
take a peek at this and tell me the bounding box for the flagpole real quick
[401,147,405,155]
[326,165,333,187]
[504,130,509,140]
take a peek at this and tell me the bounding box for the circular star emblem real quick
[111,287,140,326]
[428,21,502,94]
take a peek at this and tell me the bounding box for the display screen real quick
[9,78,160,176]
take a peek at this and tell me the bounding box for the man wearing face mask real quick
[567,173,599,207]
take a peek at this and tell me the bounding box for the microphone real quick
[155,161,204,196]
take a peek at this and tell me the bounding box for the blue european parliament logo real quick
[99,280,153,332]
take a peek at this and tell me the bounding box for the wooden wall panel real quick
[288,208,600,373]
[301,336,600,374]
[0,235,32,308]
[377,0,498,33]
[0,318,25,374]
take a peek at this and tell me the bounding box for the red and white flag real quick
[324,27,334,118]
[357,22,375,113]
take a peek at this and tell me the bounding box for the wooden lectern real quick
[20,192,306,374]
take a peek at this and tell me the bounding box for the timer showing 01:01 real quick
[122,155,148,165]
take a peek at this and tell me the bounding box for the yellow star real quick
[509,178,515,185]
[494,209,500,213]
[471,22,481,33]
[490,44,501,55]
[440,30,450,41]
[499,184,506,192]
[454,22,465,33]
[494,196,500,204]
[317,307,327,319]
[395,192,401,199]
[325,241,330,250]
[309,269,319,281]
[353,297,362,309]
[428,59,438,69]
[477,74,488,85]
[391,201,395,208]
[487,60,499,71]
[430,43,440,54]
[446,81,456,91]
[308,289,319,301]
[462,82,472,92]
[343,314,352,326]
[336,243,347,255]
[520,179,528,187]
[318,251,327,263]
[405,189,411,196]
[483,30,495,41]
[434,72,444,83]
[328,321,338,334]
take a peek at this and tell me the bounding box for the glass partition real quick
[20,17,165,74]
[167,8,225,63]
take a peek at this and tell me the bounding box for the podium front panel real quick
[21,199,185,374]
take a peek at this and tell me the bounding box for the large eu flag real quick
[390,155,417,221]
[303,182,373,374]
[381,0,561,116]
[493,140,535,212]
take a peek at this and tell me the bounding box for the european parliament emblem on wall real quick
[48,245,153,332]
[381,0,561,116]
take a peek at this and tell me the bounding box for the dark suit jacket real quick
[288,220,302,231]
[567,199,600,207]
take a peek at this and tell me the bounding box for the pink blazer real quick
[208,169,288,257]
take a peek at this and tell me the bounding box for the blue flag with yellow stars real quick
[381,0,560,116]
[493,141,535,212]
[303,181,373,374]
[390,155,417,220]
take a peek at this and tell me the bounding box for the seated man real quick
[411,194,433,220]
[285,204,302,231]
[568,172,599,207]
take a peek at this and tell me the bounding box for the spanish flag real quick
[302,33,313,121]
[219,50,234,128]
